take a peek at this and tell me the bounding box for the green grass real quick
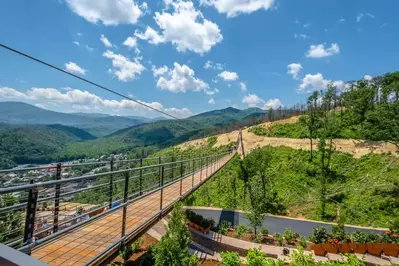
[185,146,399,228]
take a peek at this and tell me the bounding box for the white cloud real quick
[287,63,302,79]
[65,62,87,75]
[200,0,275,17]
[339,18,345,22]
[100,34,113,47]
[0,87,28,99]
[366,13,375,19]
[331,80,350,91]
[0,86,191,118]
[218,71,238,81]
[156,62,209,93]
[306,43,340,58]
[364,75,373,81]
[294,33,309,39]
[264,98,282,109]
[85,45,94,52]
[204,88,219,95]
[73,41,80,46]
[103,50,144,82]
[298,73,329,93]
[240,82,247,92]
[242,93,264,107]
[65,0,146,25]
[380,23,388,28]
[204,60,223,70]
[135,0,223,54]
[123,37,137,48]
[303,22,312,28]
[77,32,83,36]
[208,98,215,104]
[151,65,169,77]
[135,27,164,45]
[356,13,364,22]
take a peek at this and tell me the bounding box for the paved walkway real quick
[31,155,232,265]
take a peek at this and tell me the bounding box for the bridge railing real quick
[0,152,230,253]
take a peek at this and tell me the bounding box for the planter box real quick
[338,243,352,254]
[188,221,211,234]
[366,243,383,256]
[322,243,339,254]
[382,243,399,257]
[311,244,325,256]
[350,243,367,254]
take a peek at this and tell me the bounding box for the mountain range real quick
[0,101,268,169]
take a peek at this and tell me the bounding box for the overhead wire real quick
[0,43,181,120]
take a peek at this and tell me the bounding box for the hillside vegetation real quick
[186,147,399,228]
[186,71,399,228]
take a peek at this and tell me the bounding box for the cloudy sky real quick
[0,0,398,118]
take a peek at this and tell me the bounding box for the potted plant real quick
[323,238,339,254]
[185,210,215,233]
[365,232,383,256]
[331,223,352,254]
[380,230,399,257]
[309,226,328,256]
[350,230,367,254]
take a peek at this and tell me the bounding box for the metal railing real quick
[0,152,231,254]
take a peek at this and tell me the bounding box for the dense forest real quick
[0,106,300,169]
[186,71,399,228]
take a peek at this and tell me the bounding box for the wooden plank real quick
[31,155,231,265]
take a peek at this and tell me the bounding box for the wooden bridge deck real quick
[31,155,232,265]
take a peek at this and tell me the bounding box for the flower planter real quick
[188,221,211,234]
[366,243,383,256]
[322,243,339,254]
[350,243,367,254]
[381,243,399,257]
[338,243,352,254]
[311,244,325,256]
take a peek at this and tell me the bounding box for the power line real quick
[0,43,180,120]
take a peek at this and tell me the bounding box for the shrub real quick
[235,224,248,239]
[290,246,315,266]
[119,244,133,261]
[274,233,284,247]
[219,220,231,236]
[253,232,264,243]
[350,230,367,243]
[185,209,215,229]
[220,251,241,266]
[283,228,299,245]
[310,226,329,244]
[260,227,269,236]
[331,223,350,243]
[299,235,308,248]
[207,136,217,148]
[131,237,143,253]
[247,248,284,266]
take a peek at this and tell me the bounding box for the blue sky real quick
[0,0,398,118]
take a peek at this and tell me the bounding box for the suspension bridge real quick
[0,143,238,265]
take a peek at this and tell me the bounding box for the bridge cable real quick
[0,43,180,120]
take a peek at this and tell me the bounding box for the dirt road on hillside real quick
[178,116,398,158]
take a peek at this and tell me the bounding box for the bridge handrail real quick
[0,152,228,194]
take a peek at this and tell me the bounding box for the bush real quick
[119,244,133,261]
[235,224,248,239]
[350,230,367,243]
[247,248,284,266]
[253,232,264,243]
[185,209,215,229]
[310,226,329,244]
[220,251,241,266]
[131,237,143,253]
[283,228,299,245]
[274,233,284,247]
[219,220,231,236]
[299,235,308,248]
[260,227,269,236]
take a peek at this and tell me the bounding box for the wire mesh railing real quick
[0,152,231,254]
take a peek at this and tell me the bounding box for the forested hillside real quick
[186,71,399,228]
[0,124,96,169]
[0,102,145,136]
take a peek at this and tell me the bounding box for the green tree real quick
[220,251,241,266]
[153,203,198,266]
[247,248,284,266]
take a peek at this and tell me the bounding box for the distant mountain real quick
[0,124,96,169]
[0,102,145,136]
